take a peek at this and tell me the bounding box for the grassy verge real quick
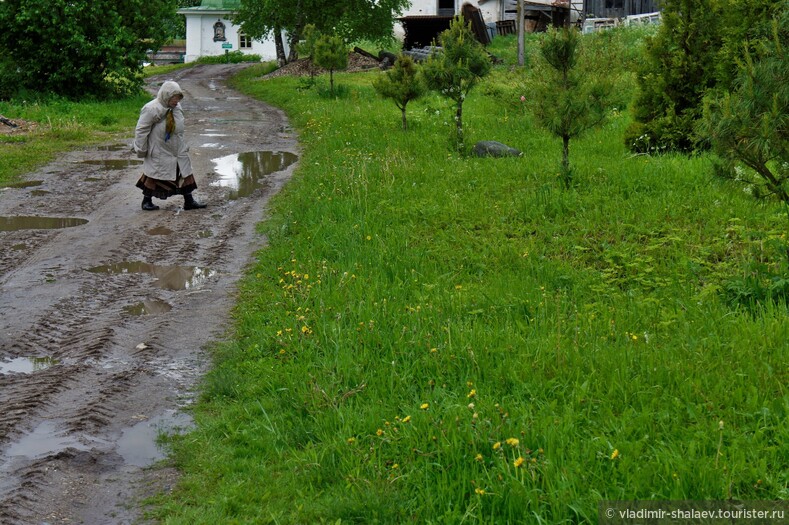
[150,32,788,524]
[0,64,193,186]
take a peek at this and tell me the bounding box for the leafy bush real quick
[0,0,176,100]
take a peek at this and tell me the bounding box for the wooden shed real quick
[582,0,659,19]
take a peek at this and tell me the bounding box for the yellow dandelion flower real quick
[347,437,356,444]
[376,429,384,436]
[474,488,486,495]
[467,389,477,398]
[611,449,620,460]
[492,442,501,450]
[420,403,429,410]
[474,454,483,462]
[402,415,411,423]
[506,438,519,447]
[514,457,525,468]
[391,463,399,469]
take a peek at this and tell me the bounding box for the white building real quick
[178,0,285,63]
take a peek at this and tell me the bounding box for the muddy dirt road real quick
[0,64,299,524]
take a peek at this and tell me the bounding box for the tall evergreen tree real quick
[625,0,722,153]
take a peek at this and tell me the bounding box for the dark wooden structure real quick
[582,0,659,19]
[399,3,491,50]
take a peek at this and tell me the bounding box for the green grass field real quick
[149,32,788,524]
[1,30,785,525]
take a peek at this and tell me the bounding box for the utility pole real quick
[517,0,525,66]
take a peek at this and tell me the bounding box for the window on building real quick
[437,0,454,16]
[239,33,252,49]
[605,0,624,8]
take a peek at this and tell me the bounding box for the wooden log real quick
[1,115,19,128]
[352,47,380,62]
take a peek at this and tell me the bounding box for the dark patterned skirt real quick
[136,171,198,200]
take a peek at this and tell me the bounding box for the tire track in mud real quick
[0,64,299,524]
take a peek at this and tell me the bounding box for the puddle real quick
[210,151,298,199]
[116,410,193,467]
[146,226,174,236]
[30,189,50,196]
[96,144,129,152]
[87,261,217,290]
[124,298,172,316]
[5,420,103,459]
[0,216,88,231]
[6,180,43,189]
[0,356,59,374]
[80,159,142,170]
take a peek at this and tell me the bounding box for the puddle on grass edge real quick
[117,410,193,467]
[210,151,298,199]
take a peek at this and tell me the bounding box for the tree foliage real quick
[422,17,492,151]
[701,8,789,208]
[372,55,426,131]
[530,28,614,188]
[235,0,409,64]
[625,0,722,154]
[313,33,347,97]
[0,0,178,100]
[626,0,781,155]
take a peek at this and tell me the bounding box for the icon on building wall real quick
[213,19,226,42]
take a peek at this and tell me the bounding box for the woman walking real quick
[133,80,207,211]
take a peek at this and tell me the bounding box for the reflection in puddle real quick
[117,410,193,467]
[5,420,99,459]
[6,180,43,189]
[124,298,172,316]
[210,151,298,199]
[0,216,88,231]
[80,159,142,170]
[96,144,129,152]
[0,356,59,374]
[146,226,173,236]
[87,261,216,290]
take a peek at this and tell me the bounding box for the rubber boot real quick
[183,193,207,210]
[141,195,159,211]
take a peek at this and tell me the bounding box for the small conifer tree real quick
[372,54,426,130]
[422,17,492,151]
[314,33,348,97]
[531,28,613,188]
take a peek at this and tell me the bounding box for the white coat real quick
[133,81,192,181]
